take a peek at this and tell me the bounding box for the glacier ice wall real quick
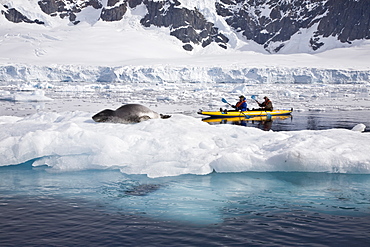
[0,65,368,84]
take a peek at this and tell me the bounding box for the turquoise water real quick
[1,162,370,246]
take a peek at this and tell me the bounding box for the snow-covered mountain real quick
[217,0,370,53]
[2,0,369,53]
[0,0,369,83]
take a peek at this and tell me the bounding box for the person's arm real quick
[242,102,247,111]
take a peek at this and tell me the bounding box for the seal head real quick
[92,109,115,122]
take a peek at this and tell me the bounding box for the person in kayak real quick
[256,96,273,111]
[220,95,248,112]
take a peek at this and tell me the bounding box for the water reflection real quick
[202,111,370,132]
[202,115,292,131]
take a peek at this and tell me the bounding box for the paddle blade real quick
[239,110,251,119]
[251,95,257,100]
[221,98,228,104]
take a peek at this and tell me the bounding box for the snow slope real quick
[0,0,369,83]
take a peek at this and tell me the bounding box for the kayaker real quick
[221,95,248,112]
[256,96,273,111]
[234,95,248,111]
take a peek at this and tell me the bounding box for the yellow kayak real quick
[198,108,293,118]
[201,115,292,123]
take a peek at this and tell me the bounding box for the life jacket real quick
[236,100,247,110]
[262,99,273,110]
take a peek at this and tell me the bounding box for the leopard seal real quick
[92,104,171,123]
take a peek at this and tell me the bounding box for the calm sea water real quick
[1,194,370,246]
[202,110,370,132]
[1,164,370,246]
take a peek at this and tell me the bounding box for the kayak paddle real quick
[266,112,272,121]
[251,95,258,103]
[221,98,232,106]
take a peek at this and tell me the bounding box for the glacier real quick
[1,64,369,84]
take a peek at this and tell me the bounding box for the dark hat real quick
[263,96,268,99]
[239,95,245,99]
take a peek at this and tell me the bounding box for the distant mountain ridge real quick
[1,0,369,53]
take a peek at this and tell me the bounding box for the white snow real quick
[351,123,366,132]
[0,89,53,101]
[0,108,369,178]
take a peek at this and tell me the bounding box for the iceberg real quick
[1,111,369,178]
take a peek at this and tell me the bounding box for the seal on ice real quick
[92,104,171,123]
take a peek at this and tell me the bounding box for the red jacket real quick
[235,100,247,111]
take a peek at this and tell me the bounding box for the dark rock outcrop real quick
[101,3,127,21]
[37,0,66,15]
[140,0,228,50]
[37,0,102,25]
[1,5,44,24]
[317,0,370,42]
[216,0,328,52]
[216,0,370,53]
[128,0,143,9]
